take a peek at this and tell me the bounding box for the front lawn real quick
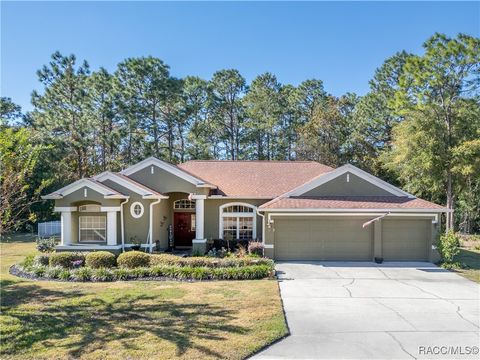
[0,236,288,360]
[453,248,480,283]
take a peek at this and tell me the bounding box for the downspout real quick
[149,198,162,253]
[120,198,129,252]
[256,209,265,245]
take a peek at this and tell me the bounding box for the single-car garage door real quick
[274,217,373,261]
[382,219,430,261]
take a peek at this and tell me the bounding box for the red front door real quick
[174,212,195,247]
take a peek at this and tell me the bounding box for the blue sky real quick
[1,1,479,112]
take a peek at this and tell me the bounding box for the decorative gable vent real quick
[78,204,101,212]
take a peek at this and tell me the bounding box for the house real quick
[42,157,450,261]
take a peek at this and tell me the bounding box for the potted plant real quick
[130,236,141,251]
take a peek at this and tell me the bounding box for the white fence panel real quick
[38,221,61,237]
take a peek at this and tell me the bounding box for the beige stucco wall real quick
[302,172,393,197]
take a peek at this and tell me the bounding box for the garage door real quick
[382,219,429,261]
[274,217,373,261]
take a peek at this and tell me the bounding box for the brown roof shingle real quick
[259,196,445,210]
[177,161,334,197]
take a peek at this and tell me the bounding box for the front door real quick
[174,212,195,247]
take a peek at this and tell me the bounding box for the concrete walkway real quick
[253,262,479,360]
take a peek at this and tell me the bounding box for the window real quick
[130,202,144,218]
[174,199,196,209]
[79,216,106,242]
[78,204,101,212]
[220,203,256,240]
[191,214,196,232]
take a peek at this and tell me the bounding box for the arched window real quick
[219,203,256,240]
[174,199,196,209]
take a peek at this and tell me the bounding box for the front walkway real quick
[254,261,480,360]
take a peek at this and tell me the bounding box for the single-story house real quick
[42,157,450,261]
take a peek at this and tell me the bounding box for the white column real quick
[191,195,206,240]
[106,211,117,246]
[61,212,72,245]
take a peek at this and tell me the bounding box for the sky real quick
[1,1,479,112]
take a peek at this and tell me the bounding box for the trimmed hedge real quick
[49,252,85,268]
[149,254,274,268]
[117,251,150,269]
[18,264,274,281]
[85,251,116,269]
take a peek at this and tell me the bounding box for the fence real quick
[38,221,61,238]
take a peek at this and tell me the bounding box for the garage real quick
[382,218,430,261]
[274,217,373,261]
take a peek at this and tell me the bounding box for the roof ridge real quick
[180,160,323,164]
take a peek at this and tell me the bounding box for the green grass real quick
[453,248,480,283]
[0,234,288,360]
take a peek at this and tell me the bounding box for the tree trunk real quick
[446,170,454,231]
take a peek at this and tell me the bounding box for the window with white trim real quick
[130,202,144,218]
[220,203,256,240]
[174,199,196,209]
[79,216,106,242]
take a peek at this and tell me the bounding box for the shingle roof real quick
[259,196,446,210]
[177,161,334,197]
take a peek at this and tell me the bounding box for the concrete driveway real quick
[254,262,479,360]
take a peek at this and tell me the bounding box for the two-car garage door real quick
[274,217,430,261]
[274,217,373,261]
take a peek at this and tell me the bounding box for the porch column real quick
[191,194,207,254]
[54,207,77,246]
[106,211,117,246]
[101,207,121,246]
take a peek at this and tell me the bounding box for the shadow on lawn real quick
[1,282,246,359]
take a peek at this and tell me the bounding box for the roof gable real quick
[93,172,168,199]
[121,157,215,188]
[285,164,414,198]
[42,179,127,200]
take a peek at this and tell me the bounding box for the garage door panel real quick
[274,217,373,261]
[382,219,429,261]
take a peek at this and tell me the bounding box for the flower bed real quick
[13,251,275,282]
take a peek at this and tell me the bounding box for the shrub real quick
[59,269,71,280]
[34,254,50,266]
[45,266,63,279]
[235,245,248,258]
[30,265,47,277]
[117,251,150,268]
[92,268,114,281]
[49,252,85,268]
[36,237,57,253]
[438,230,460,264]
[21,254,36,268]
[85,251,116,269]
[71,267,93,281]
[113,268,129,280]
[248,241,264,257]
[149,254,274,268]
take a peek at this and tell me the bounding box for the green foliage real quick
[21,254,36,268]
[0,97,22,125]
[71,267,93,281]
[117,251,150,269]
[45,266,63,279]
[438,230,461,264]
[85,251,116,269]
[49,252,85,268]
[0,127,51,234]
[92,268,115,282]
[149,254,274,268]
[36,237,57,253]
[33,254,50,266]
